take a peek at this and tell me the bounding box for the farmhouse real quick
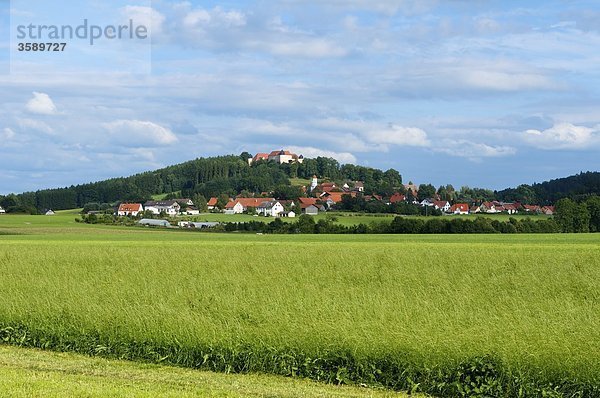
[257,200,285,217]
[523,205,541,213]
[301,204,319,215]
[503,203,518,215]
[207,197,218,210]
[117,203,143,217]
[224,198,275,214]
[389,193,406,204]
[144,200,181,216]
[0,206,5,214]
[450,204,469,215]
[185,207,200,215]
[433,201,451,212]
[176,198,194,206]
[541,206,555,215]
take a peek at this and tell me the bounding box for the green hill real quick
[0,154,402,213]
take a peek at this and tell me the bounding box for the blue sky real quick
[1,0,599,194]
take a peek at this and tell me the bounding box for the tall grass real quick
[1,233,600,396]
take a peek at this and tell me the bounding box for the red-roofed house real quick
[523,205,541,213]
[389,193,406,204]
[298,197,318,206]
[118,203,143,217]
[224,198,275,214]
[450,203,469,215]
[541,206,555,215]
[207,197,218,210]
[248,153,269,165]
[503,203,518,214]
[433,200,451,212]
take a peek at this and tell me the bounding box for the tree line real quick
[0,154,403,213]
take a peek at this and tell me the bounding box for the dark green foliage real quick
[497,172,600,204]
[555,198,591,233]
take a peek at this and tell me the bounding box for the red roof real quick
[207,197,218,206]
[433,200,449,208]
[118,203,143,212]
[323,192,355,203]
[390,193,406,203]
[450,203,469,213]
[225,198,275,209]
[252,153,269,162]
[298,197,318,205]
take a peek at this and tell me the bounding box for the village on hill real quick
[89,149,556,228]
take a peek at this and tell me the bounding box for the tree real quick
[585,195,600,232]
[193,194,208,213]
[239,152,252,162]
[217,194,230,209]
[383,169,402,187]
[296,214,316,233]
[555,198,590,233]
[418,184,436,201]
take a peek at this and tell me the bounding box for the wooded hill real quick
[496,172,600,204]
[0,154,402,212]
[1,152,598,213]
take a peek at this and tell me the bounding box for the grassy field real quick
[0,214,598,396]
[0,345,405,397]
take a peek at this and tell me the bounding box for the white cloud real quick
[103,120,178,146]
[1,128,16,140]
[433,140,517,160]
[121,6,166,37]
[17,118,54,135]
[366,124,430,147]
[287,146,357,164]
[524,122,598,149]
[264,40,347,58]
[311,118,430,149]
[183,7,247,29]
[26,92,57,115]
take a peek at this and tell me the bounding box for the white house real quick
[185,207,200,215]
[450,204,469,215]
[117,203,143,217]
[207,197,218,210]
[257,200,285,217]
[433,201,451,212]
[224,198,275,214]
[144,200,181,216]
[176,198,195,206]
[45,210,55,216]
[420,198,436,207]
[0,206,5,214]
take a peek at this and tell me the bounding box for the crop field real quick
[0,346,404,398]
[0,214,599,396]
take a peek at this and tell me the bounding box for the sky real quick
[1,0,599,194]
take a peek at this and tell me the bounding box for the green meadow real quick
[0,213,599,396]
[0,346,405,398]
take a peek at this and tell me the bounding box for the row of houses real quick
[417,198,555,216]
[117,199,200,217]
